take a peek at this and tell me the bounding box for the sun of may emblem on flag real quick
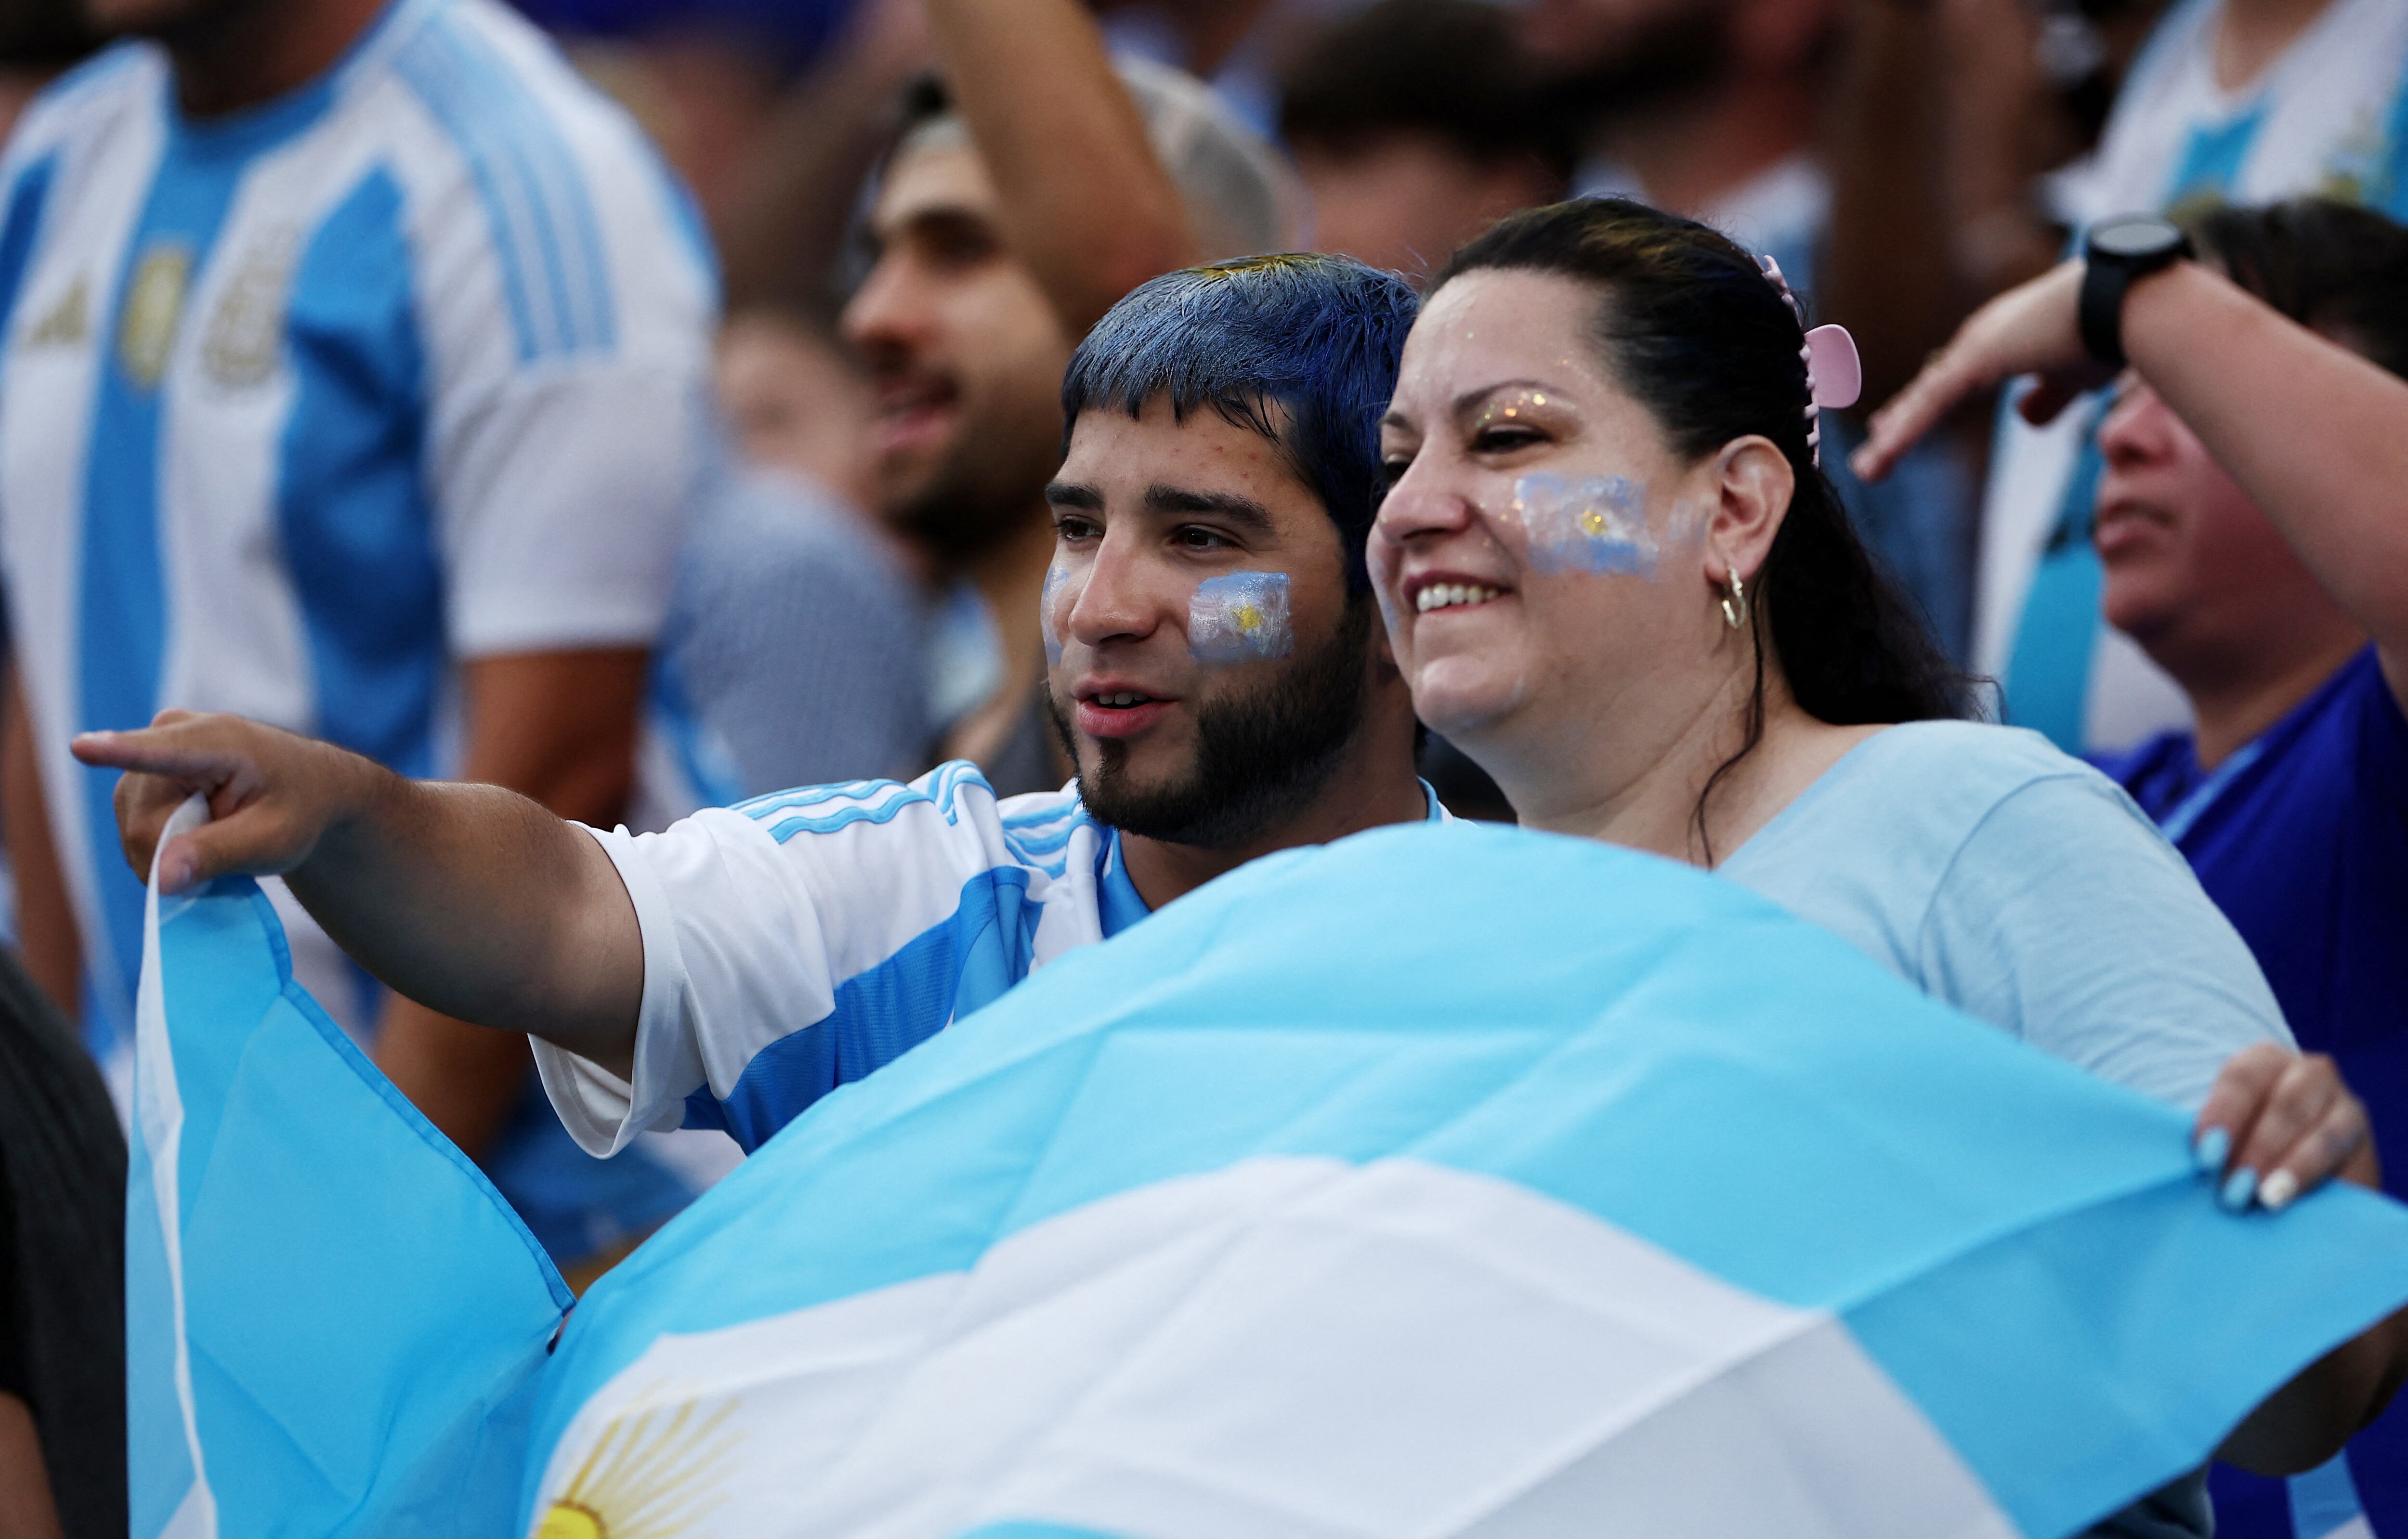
[533,1399,743,1539]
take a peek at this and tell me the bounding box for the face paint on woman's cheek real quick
[1508,471,1657,576]
[1189,572,1294,664]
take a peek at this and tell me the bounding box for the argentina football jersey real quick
[0,0,717,1259]
[535,766,1450,1160]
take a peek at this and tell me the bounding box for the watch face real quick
[2092,215,2184,260]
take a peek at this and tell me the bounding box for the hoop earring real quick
[1720,571,1749,631]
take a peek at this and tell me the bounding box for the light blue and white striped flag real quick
[127,800,570,1538]
[131,809,2408,1539]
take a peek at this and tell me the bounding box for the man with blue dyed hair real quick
[0,0,719,1263]
[79,250,1440,1159]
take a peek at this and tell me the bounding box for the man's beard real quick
[1049,594,1374,850]
[882,397,1065,563]
[1538,6,1732,144]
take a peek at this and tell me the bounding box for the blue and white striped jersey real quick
[536,764,1450,1156]
[0,0,714,1040]
[1977,0,2408,754]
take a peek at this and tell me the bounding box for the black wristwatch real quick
[2079,214,2194,369]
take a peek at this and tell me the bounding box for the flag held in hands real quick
[129,809,2408,1538]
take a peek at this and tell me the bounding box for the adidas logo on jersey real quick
[24,275,86,347]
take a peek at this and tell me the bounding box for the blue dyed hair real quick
[1060,253,1421,591]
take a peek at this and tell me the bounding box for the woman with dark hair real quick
[1370,196,2400,1529]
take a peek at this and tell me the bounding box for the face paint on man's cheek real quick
[1508,471,1657,576]
[1189,572,1294,664]
[1040,559,1079,665]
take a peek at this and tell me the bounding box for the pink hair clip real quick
[1756,256,1862,465]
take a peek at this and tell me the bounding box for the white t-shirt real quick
[1978,0,2408,753]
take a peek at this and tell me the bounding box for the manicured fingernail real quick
[2220,1167,2258,1212]
[2193,1126,2229,1172]
[2258,1170,2300,1213]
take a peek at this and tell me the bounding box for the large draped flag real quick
[129,806,2408,1539]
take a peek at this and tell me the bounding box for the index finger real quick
[1852,354,1971,483]
[70,724,245,783]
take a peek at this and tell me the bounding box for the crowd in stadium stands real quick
[0,0,2403,1535]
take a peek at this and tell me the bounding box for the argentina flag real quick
[130,808,2408,1538]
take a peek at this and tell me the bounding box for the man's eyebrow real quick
[1143,485,1277,532]
[1045,481,1103,509]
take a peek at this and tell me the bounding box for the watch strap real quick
[2079,259,2133,370]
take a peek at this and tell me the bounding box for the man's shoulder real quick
[5,43,157,172]
[366,0,701,228]
[2256,647,2408,802]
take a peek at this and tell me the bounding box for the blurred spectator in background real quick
[2090,200,2408,1537]
[597,0,937,813]
[1279,0,1570,283]
[636,443,933,814]
[1518,0,1979,664]
[1858,191,2408,1539]
[0,946,121,1539]
[1977,0,2408,756]
[718,307,878,508]
[841,4,1296,796]
[0,0,720,1272]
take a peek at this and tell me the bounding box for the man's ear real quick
[1701,435,1795,587]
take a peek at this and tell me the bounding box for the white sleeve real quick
[530,769,1037,1157]
[532,819,705,1155]
[435,365,705,657]
[409,58,718,660]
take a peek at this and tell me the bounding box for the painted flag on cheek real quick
[131,808,2408,1539]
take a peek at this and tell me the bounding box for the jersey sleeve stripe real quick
[733,779,894,819]
[761,786,939,843]
[389,13,615,361]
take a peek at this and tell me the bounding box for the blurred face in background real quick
[2094,376,2362,682]
[718,311,878,512]
[841,135,1074,562]
[1290,130,1560,282]
[1043,396,1376,847]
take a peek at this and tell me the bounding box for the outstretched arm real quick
[922,0,1197,338]
[1853,258,2408,704]
[73,712,641,1080]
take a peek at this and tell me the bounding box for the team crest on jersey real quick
[24,275,87,347]
[117,242,190,389]
[202,230,297,390]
